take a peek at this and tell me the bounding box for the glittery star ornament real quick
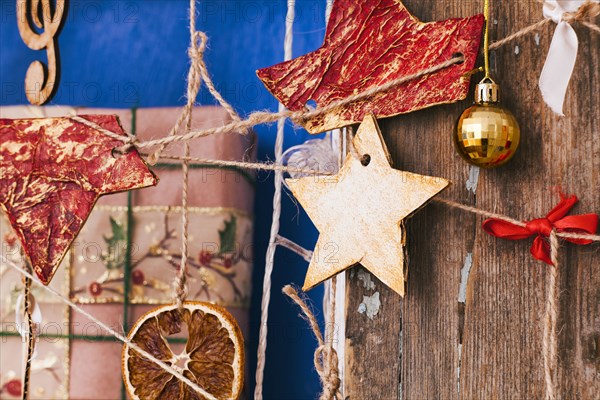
[0,115,158,285]
[257,0,484,133]
[286,115,449,296]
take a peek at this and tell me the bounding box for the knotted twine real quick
[482,194,599,264]
[167,0,242,310]
[481,194,598,400]
[147,30,241,166]
[489,0,600,50]
[58,1,600,396]
[1,256,217,400]
[538,0,600,114]
[436,195,599,400]
[282,285,342,400]
[70,1,600,156]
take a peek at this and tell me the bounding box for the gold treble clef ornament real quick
[17,0,66,105]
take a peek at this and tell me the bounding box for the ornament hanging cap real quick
[475,77,500,104]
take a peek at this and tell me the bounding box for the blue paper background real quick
[0,0,329,398]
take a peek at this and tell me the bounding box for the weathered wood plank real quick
[345,267,403,399]
[344,0,599,399]
[344,0,481,396]
[460,0,600,398]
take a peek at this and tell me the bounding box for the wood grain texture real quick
[344,0,599,398]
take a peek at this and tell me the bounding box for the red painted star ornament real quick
[0,115,158,285]
[257,0,485,133]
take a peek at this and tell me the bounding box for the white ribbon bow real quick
[539,0,598,115]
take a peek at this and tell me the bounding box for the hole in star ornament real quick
[286,114,450,296]
[0,115,158,285]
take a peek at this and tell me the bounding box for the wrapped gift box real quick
[0,106,255,399]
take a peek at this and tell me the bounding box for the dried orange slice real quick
[122,302,244,399]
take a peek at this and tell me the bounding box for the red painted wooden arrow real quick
[257,0,484,133]
[0,115,157,284]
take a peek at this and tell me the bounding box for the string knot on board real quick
[314,344,342,400]
[282,285,343,400]
[563,0,600,22]
[113,137,139,156]
[482,193,599,265]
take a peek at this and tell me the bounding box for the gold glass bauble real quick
[453,78,520,168]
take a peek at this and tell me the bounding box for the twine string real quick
[174,138,191,309]
[2,195,597,398]
[433,198,600,242]
[21,262,34,400]
[72,2,598,153]
[543,230,560,400]
[490,0,600,50]
[20,1,599,397]
[254,1,296,398]
[573,0,600,35]
[489,19,553,50]
[146,31,241,164]
[70,56,464,152]
[172,0,198,311]
[151,153,330,176]
[282,285,342,400]
[564,0,600,23]
[129,56,464,150]
[274,235,314,262]
[192,31,242,125]
[1,256,216,400]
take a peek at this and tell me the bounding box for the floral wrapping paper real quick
[0,106,255,399]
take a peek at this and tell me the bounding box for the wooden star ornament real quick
[0,115,158,285]
[258,0,484,134]
[286,115,449,296]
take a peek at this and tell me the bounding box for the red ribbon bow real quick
[482,194,598,265]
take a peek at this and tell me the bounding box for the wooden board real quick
[343,1,600,398]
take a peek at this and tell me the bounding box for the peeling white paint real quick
[358,292,380,319]
[466,166,480,194]
[458,253,473,303]
[535,33,540,46]
[357,269,375,291]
